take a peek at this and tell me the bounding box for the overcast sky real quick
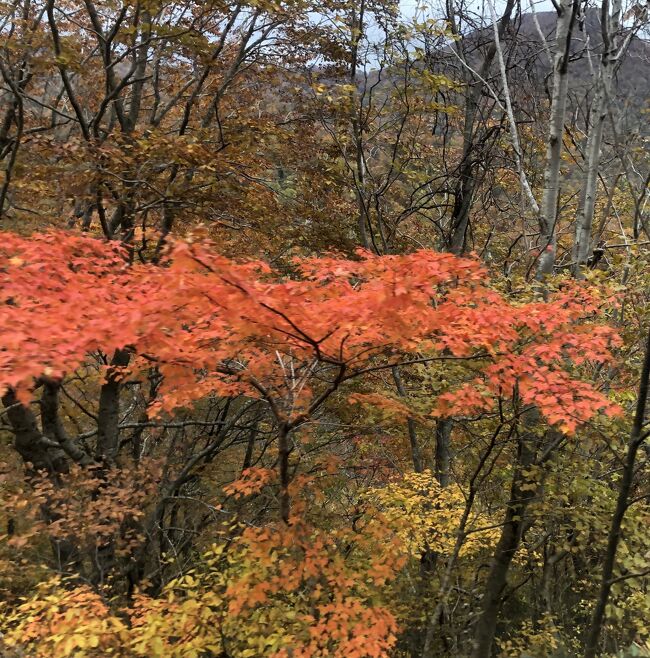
[399,0,556,21]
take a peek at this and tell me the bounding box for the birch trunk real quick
[349,0,371,251]
[486,0,540,216]
[573,0,625,276]
[537,0,580,279]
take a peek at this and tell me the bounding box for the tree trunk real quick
[2,389,81,570]
[278,422,292,524]
[392,366,424,473]
[93,348,130,583]
[435,418,452,487]
[537,0,579,279]
[471,425,538,657]
[2,389,67,474]
[573,0,624,276]
[583,328,650,658]
[96,348,130,460]
[446,0,516,255]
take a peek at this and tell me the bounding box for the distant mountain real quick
[515,9,650,106]
[498,9,650,121]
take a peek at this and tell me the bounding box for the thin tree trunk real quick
[392,366,424,473]
[583,328,650,658]
[470,427,538,657]
[242,419,260,472]
[537,0,579,279]
[349,0,371,251]
[573,0,624,276]
[435,419,452,487]
[278,422,292,524]
[93,348,130,584]
[446,0,516,255]
[486,0,540,216]
[422,423,504,657]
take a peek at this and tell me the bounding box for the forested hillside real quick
[0,0,649,656]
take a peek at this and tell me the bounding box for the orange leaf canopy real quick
[0,231,619,430]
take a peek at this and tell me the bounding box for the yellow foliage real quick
[0,520,402,658]
[0,578,129,658]
[368,470,498,557]
[496,614,565,658]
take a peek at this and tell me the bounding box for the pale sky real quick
[399,0,557,21]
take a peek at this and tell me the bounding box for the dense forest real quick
[0,0,649,656]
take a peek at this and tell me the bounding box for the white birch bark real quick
[529,0,554,67]
[537,0,580,279]
[486,0,540,215]
[572,0,631,275]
